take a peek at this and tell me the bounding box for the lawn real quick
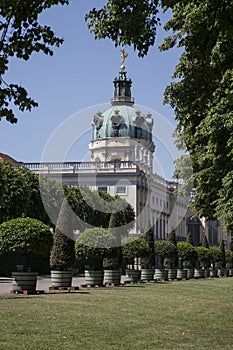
[0,278,233,349]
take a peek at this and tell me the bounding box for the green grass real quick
[1,278,233,349]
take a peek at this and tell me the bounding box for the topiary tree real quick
[202,235,209,249]
[209,247,223,269]
[225,250,233,269]
[186,232,194,246]
[122,238,150,269]
[154,240,177,269]
[103,211,123,270]
[230,239,233,252]
[140,222,155,268]
[167,228,178,268]
[177,242,197,269]
[195,246,211,269]
[75,228,117,271]
[50,197,75,271]
[168,229,177,246]
[219,239,226,268]
[0,217,53,271]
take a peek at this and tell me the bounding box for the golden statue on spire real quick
[120,48,128,71]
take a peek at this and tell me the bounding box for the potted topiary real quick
[218,239,226,277]
[0,217,53,292]
[154,240,177,281]
[75,227,117,286]
[140,223,156,282]
[209,247,222,277]
[50,198,76,288]
[177,242,197,280]
[186,232,194,246]
[122,237,150,283]
[103,211,124,285]
[166,229,178,280]
[195,246,211,278]
[225,250,233,277]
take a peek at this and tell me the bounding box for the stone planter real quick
[104,269,121,285]
[140,269,155,282]
[185,268,194,279]
[125,269,141,283]
[177,269,187,280]
[194,268,205,279]
[84,270,104,286]
[12,272,38,292]
[50,270,73,287]
[154,269,168,281]
[167,269,177,280]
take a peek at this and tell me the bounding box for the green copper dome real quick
[92,70,153,142]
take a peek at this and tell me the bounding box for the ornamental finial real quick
[120,48,128,71]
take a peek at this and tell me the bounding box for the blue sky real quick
[1,1,182,180]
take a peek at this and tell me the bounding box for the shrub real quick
[230,239,233,252]
[177,242,197,268]
[50,198,75,271]
[219,239,226,268]
[75,228,117,270]
[186,232,194,246]
[122,238,150,269]
[0,217,53,271]
[168,229,177,246]
[195,246,211,268]
[155,240,177,268]
[225,250,233,268]
[209,247,223,268]
[141,223,155,268]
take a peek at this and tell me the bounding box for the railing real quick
[15,161,172,189]
[18,161,139,174]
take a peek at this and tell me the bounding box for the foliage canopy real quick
[0,0,70,122]
[0,217,53,270]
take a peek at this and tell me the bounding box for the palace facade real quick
[4,58,230,247]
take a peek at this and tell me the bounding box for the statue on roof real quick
[120,48,128,71]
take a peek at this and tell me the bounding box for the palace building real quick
[9,51,230,246]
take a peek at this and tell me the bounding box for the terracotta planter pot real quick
[85,270,104,286]
[167,269,177,280]
[194,268,205,279]
[140,269,155,282]
[12,272,38,292]
[209,268,218,278]
[125,269,141,283]
[177,269,187,280]
[184,268,194,279]
[50,271,73,287]
[154,269,168,281]
[104,270,121,285]
[217,268,225,278]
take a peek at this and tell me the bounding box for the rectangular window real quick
[98,186,107,193]
[115,185,127,195]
